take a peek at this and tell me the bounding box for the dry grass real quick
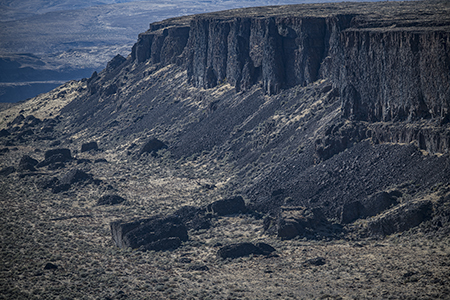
[1,150,450,300]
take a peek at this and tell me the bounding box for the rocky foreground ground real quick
[1,0,450,299]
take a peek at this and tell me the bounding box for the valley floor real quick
[1,149,449,300]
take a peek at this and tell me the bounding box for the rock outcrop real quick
[111,215,188,251]
[124,1,449,155]
[217,242,276,259]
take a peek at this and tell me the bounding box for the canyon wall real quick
[128,2,450,153]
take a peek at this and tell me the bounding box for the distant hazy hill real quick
[0,0,348,102]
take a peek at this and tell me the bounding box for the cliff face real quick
[338,29,450,123]
[127,1,450,155]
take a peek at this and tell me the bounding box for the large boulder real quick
[173,206,211,230]
[0,166,15,176]
[217,242,276,259]
[36,148,72,168]
[18,155,39,172]
[0,129,10,137]
[44,148,72,160]
[139,138,167,156]
[366,200,433,236]
[110,215,188,251]
[341,190,401,224]
[81,141,98,152]
[264,206,327,240]
[206,196,247,216]
[60,169,93,185]
[97,194,126,206]
[8,114,24,126]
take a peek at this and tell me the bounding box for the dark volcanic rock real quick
[36,148,72,168]
[44,148,72,160]
[60,169,93,185]
[106,54,126,70]
[304,257,326,267]
[110,215,188,251]
[18,155,39,172]
[341,190,401,224]
[366,200,433,236]
[81,141,98,152]
[97,194,126,206]
[206,196,247,216]
[173,206,211,230]
[0,129,10,137]
[272,206,327,240]
[43,262,58,270]
[0,166,15,176]
[217,242,275,259]
[8,114,24,126]
[139,138,167,156]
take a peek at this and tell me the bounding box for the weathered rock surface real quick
[97,194,126,206]
[81,141,98,152]
[0,166,15,176]
[36,148,72,168]
[206,196,247,216]
[60,169,93,186]
[341,190,402,224]
[7,0,448,241]
[366,200,433,237]
[217,242,275,259]
[173,206,211,230]
[139,138,167,156]
[18,155,39,172]
[264,206,328,240]
[110,215,188,251]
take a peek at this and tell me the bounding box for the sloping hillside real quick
[1,1,450,299]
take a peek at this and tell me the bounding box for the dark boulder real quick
[106,54,126,70]
[142,237,182,251]
[94,158,108,163]
[23,115,41,127]
[37,177,60,190]
[341,190,401,224]
[76,158,92,164]
[81,141,98,152]
[0,166,15,176]
[16,129,34,139]
[110,215,188,251]
[44,148,72,160]
[217,242,276,259]
[97,194,126,206]
[18,155,39,172]
[60,169,93,185]
[0,129,10,137]
[206,196,247,216]
[366,200,433,236]
[265,206,327,240]
[139,138,167,156]
[36,148,72,168]
[174,206,211,230]
[0,147,10,154]
[8,114,24,126]
[304,257,326,266]
[43,262,58,270]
